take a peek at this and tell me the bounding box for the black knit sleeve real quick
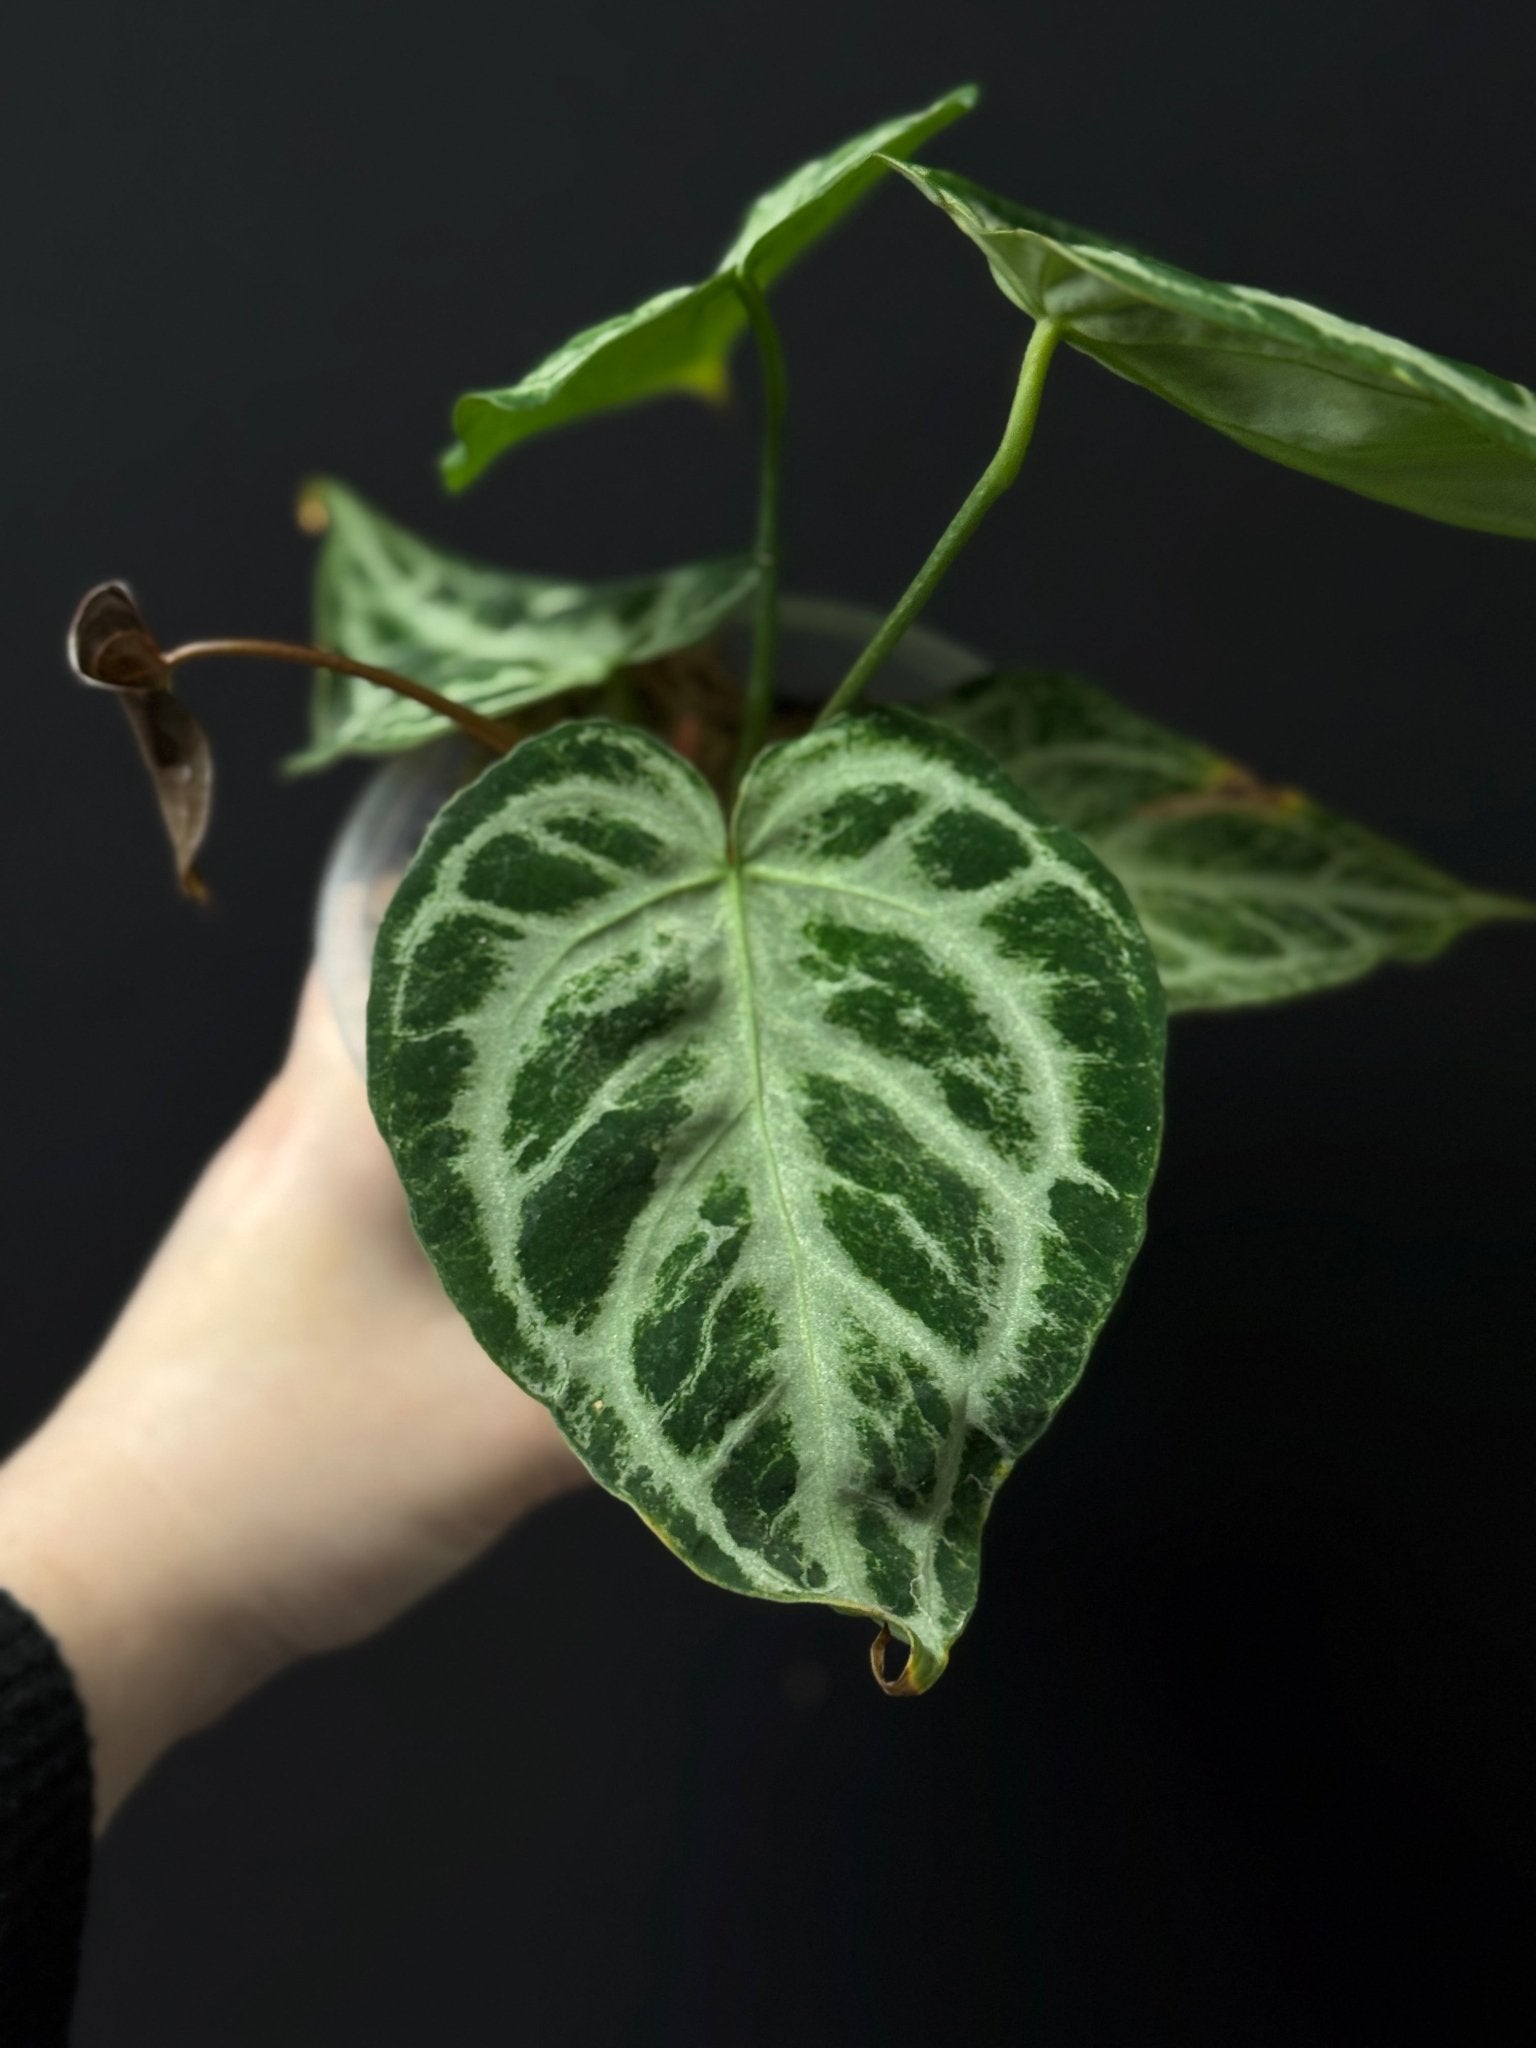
[0,1591,93,2044]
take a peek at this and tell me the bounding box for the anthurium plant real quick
[68,86,1532,1693]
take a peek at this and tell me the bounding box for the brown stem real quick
[162,638,518,755]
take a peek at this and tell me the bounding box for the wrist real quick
[0,1405,282,1827]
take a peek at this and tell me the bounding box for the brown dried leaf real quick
[67,582,169,693]
[117,691,213,901]
[68,582,212,897]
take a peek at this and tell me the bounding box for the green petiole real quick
[817,318,1062,725]
[730,272,789,793]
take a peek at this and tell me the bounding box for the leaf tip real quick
[684,356,734,409]
[438,438,476,494]
[869,1623,942,1697]
[295,481,332,535]
[1473,888,1536,925]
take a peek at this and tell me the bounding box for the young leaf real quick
[891,165,1536,537]
[290,479,758,771]
[368,709,1163,1690]
[713,85,974,286]
[443,86,976,489]
[935,670,1531,1010]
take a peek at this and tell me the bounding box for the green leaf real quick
[714,86,975,285]
[890,164,1536,536]
[368,708,1163,1688]
[934,669,1531,1011]
[442,280,744,494]
[443,86,977,490]
[289,478,757,771]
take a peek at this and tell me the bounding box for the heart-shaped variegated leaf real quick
[891,164,1536,537]
[442,86,975,490]
[368,710,1163,1688]
[935,670,1531,1011]
[289,479,757,771]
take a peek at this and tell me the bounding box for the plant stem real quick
[162,638,518,754]
[730,272,788,792]
[816,318,1062,726]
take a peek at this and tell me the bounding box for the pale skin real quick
[0,973,585,1827]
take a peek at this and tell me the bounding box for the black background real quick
[5,3,1535,2041]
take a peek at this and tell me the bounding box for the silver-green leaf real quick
[891,164,1536,537]
[935,669,1531,1010]
[368,709,1163,1688]
[289,478,757,771]
[442,87,976,490]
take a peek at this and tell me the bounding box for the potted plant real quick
[66,85,1531,1695]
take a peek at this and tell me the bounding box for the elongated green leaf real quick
[935,670,1530,1010]
[443,86,976,490]
[368,709,1163,1687]
[714,87,974,285]
[891,164,1536,536]
[289,479,757,771]
[442,280,744,494]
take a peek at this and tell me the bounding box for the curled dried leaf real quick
[67,582,169,692]
[117,691,213,900]
[67,582,211,898]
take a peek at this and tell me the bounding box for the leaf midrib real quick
[722,858,856,1594]
[1009,235,1531,433]
[1108,850,1469,912]
[987,737,1198,780]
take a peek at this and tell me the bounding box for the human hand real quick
[0,972,585,1824]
